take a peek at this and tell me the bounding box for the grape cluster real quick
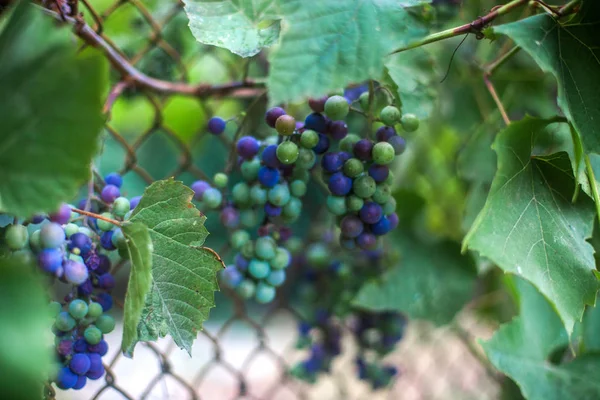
[1,172,138,391]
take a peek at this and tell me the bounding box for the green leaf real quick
[494,3,600,154]
[121,222,153,355]
[183,0,281,57]
[267,0,428,104]
[384,48,437,119]
[353,231,476,325]
[0,256,53,400]
[125,179,222,355]
[0,2,107,217]
[464,117,598,335]
[483,277,600,400]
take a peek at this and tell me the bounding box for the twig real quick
[558,0,582,16]
[484,46,521,76]
[103,80,131,114]
[483,75,510,126]
[389,0,528,55]
[70,207,122,226]
[40,8,265,98]
[482,46,521,126]
[452,323,503,385]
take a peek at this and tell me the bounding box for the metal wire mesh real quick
[45,0,503,398]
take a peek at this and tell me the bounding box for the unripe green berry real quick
[213,172,228,188]
[96,315,115,334]
[241,158,261,182]
[300,130,319,149]
[282,197,302,218]
[353,175,376,198]
[296,148,316,170]
[340,134,360,153]
[232,182,251,206]
[383,198,397,215]
[112,197,130,218]
[68,299,88,320]
[326,196,347,216]
[64,223,79,238]
[268,184,291,207]
[343,158,364,178]
[240,209,259,228]
[292,168,310,182]
[49,301,62,317]
[380,106,401,126]
[241,241,254,259]
[372,184,392,204]
[372,142,395,165]
[5,224,28,250]
[29,229,41,251]
[255,236,277,260]
[231,230,250,250]
[97,213,116,231]
[401,113,420,132]
[276,141,299,165]
[237,280,256,299]
[324,95,349,120]
[290,180,307,197]
[275,115,296,136]
[250,185,267,205]
[87,302,103,319]
[346,195,364,212]
[84,325,102,345]
[55,312,76,332]
[359,92,370,110]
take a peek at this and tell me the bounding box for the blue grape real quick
[220,206,240,228]
[328,172,352,196]
[191,180,210,201]
[359,202,383,224]
[258,166,280,188]
[368,165,389,183]
[69,353,91,375]
[353,139,373,161]
[38,248,63,274]
[388,135,406,155]
[69,233,92,256]
[208,116,226,135]
[340,215,364,238]
[304,113,328,133]
[87,340,108,356]
[388,213,399,230]
[73,376,87,390]
[371,216,391,235]
[221,266,243,288]
[321,152,344,173]
[264,203,282,217]
[63,260,89,285]
[237,136,260,160]
[97,273,115,290]
[376,126,396,142]
[57,367,78,389]
[95,293,113,312]
[261,144,281,168]
[104,172,123,188]
[100,231,116,250]
[313,133,330,154]
[130,195,142,210]
[234,254,249,271]
[100,184,120,203]
[357,233,377,250]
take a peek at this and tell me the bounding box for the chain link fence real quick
[44,0,503,398]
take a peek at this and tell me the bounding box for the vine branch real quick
[70,207,122,227]
[41,7,265,99]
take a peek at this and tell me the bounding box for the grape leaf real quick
[0,256,53,400]
[494,2,600,154]
[0,2,107,217]
[483,277,600,400]
[267,0,429,105]
[120,222,153,355]
[183,0,281,57]
[353,231,476,325]
[464,117,598,336]
[124,179,223,355]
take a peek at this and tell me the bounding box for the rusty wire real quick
[41,0,503,399]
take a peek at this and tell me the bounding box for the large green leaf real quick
[0,256,53,400]
[125,179,222,355]
[0,2,107,217]
[494,2,600,154]
[121,222,153,355]
[483,277,600,400]
[267,0,429,104]
[353,231,476,325]
[464,117,598,335]
[183,0,281,57]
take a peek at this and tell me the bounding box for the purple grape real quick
[129,195,142,210]
[261,145,281,168]
[354,139,373,161]
[88,340,108,356]
[368,164,389,183]
[321,152,344,173]
[221,266,243,288]
[308,96,328,113]
[344,84,368,101]
[96,273,115,290]
[265,107,286,128]
[234,254,249,271]
[357,232,377,250]
[38,248,63,274]
[63,260,89,285]
[69,353,91,375]
[220,206,240,228]
[258,166,280,188]
[313,133,330,154]
[304,113,328,133]
[30,214,46,224]
[50,203,72,224]
[101,184,120,203]
[376,126,396,142]
[237,136,260,160]
[95,254,111,274]
[69,233,92,256]
[329,121,348,140]
[57,340,73,357]
[359,202,383,224]
[265,203,282,217]
[95,293,113,311]
[100,231,116,250]
[279,226,292,242]
[74,339,88,353]
[207,116,226,135]
[388,213,399,230]
[388,135,406,155]
[191,180,210,201]
[328,172,352,196]
[104,172,123,188]
[340,215,364,238]
[77,279,94,296]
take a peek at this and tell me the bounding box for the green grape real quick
[326,196,347,216]
[64,223,79,238]
[87,302,103,319]
[97,213,116,231]
[203,188,223,209]
[241,158,261,181]
[285,237,303,255]
[383,197,397,215]
[69,254,84,264]
[268,184,291,207]
[255,236,276,260]
[401,113,420,132]
[325,95,349,120]
[372,184,391,204]
[300,129,319,149]
[346,195,364,212]
[296,148,316,170]
[78,226,94,237]
[96,315,116,334]
[29,229,41,251]
[84,325,103,345]
[213,172,228,188]
[55,312,76,332]
[385,170,395,185]
[230,230,250,250]
[282,197,302,218]
[353,175,376,198]
[250,185,267,205]
[49,301,62,318]
[359,92,370,110]
[237,280,256,299]
[290,180,307,197]
[5,224,28,250]
[232,182,251,205]
[275,115,296,136]
[271,247,291,270]
[306,243,329,268]
[112,197,130,218]
[241,241,254,259]
[380,106,401,126]
[239,209,259,228]
[68,299,88,320]
[372,142,395,165]
[343,158,364,178]
[276,141,299,165]
[293,168,310,183]
[111,228,126,249]
[340,134,360,153]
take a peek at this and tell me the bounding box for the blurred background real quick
[51,0,565,398]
